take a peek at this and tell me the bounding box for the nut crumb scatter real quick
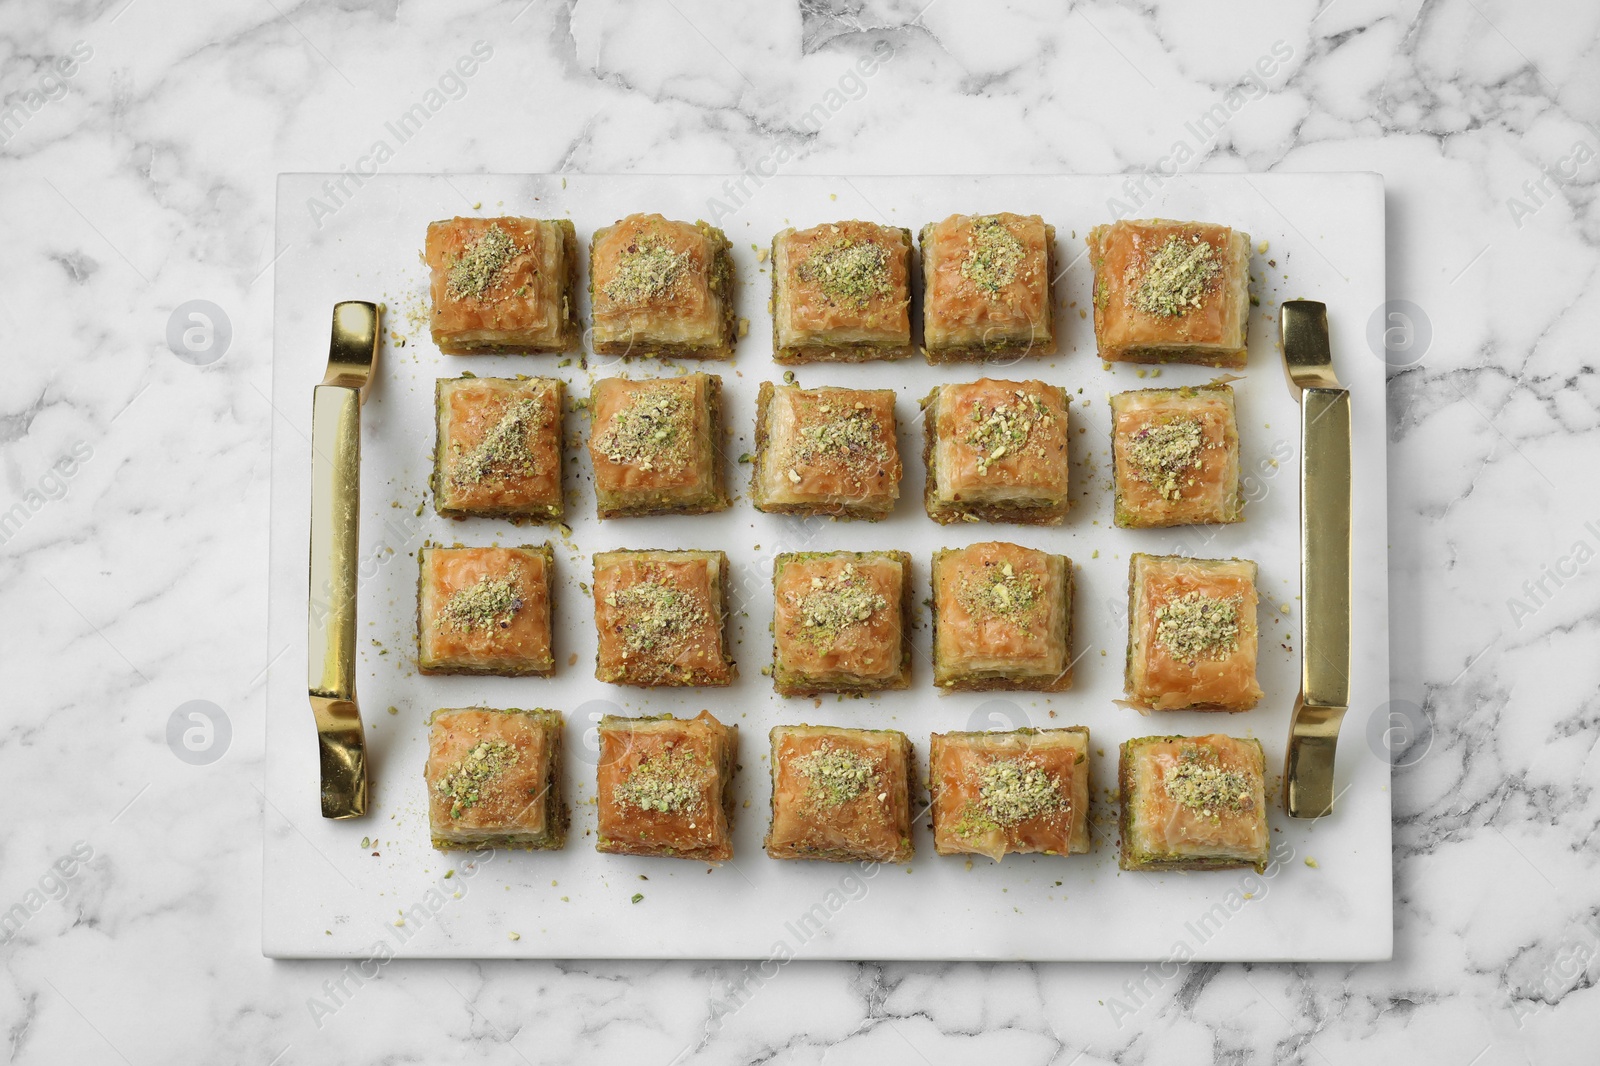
[1132,235,1220,317]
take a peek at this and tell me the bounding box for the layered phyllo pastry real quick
[766,725,915,863]
[1119,734,1269,872]
[589,214,736,359]
[750,383,900,520]
[931,541,1073,691]
[425,707,568,851]
[928,727,1089,861]
[1126,554,1262,711]
[771,551,912,696]
[416,544,554,676]
[919,213,1055,362]
[1111,385,1242,528]
[595,711,737,862]
[425,216,580,355]
[771,220,913,363]
[588,373,728,518]
[922,378,1070,525]
[1086,219,1252,366]
[591,549,734,687]
[432,375,563,522]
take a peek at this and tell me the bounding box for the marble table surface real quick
[1,0,1596,1062]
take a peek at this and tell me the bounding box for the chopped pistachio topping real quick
[786,401,889,472]
[447,225,520,301]
[1125,417,1204,499]
[605,578,709,657]
[977,758,1065,825]
[798,238,890,306]
[605,240,690,306]
[960,216,1026,294]
[452,398,547,486]
[1164,753,1253,818]
[440,571,524,633]
[794,742,875,807]
[435,739,520,819]
[793,563,886,646]
[1132,235,1220,316]
[1154,591,1242,663]
[964,391,1055,476]
[615,745,704,813]
[958,560,1042,627]
[595,384,691,473]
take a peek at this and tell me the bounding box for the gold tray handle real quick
[307,301,379,819]
[1279,301,1352,819]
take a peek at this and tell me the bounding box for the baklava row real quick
[426,214,1251,365]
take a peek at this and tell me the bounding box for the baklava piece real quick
[432,375,563,522]
[595,711,737,862]
[919,213,1055,362]
[771,550,912,697]
[931,541,1073,692]
[591,549,735,687]
[1119,734,1269,872]
[929,727,1090,861]
[765,725,915,863]
[425,216,579,355]
[922,378,1070,525]
[1111,385,1242,528]
[750,383,901,520]
[771,220,913,363]
[1086,219,1251,366]
[1126,553,1262,711]
[425,707,568,851]
[416,544,555,676]
[589,213,736,359]
[588,373,728,518]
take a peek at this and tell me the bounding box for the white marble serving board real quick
[264,173,1389,961]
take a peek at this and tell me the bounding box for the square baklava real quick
[1126,553,1262,711]
[1119,734,1269,872]
[417,544,554,676]
[765,725,915,863]
[931,541,1073,692]
[589,213,736,359]
[750,383,901,520]
[1111,385,1242,528]
[771,550,912,697]
[425,707,568,851]
[591,549,735,687]
[588,373,728,518]
[919,213,1055,362]
[425,216,579,355]
[929,727,1090,861]
[922,378,1070,525]
[1086,219,1252,366]
[433,375,563,522]
[595,711,737,862]
[771,220,913,363]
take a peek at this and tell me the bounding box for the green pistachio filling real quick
[436,739,520,819]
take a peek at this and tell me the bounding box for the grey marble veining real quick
[0,0,1597,1062]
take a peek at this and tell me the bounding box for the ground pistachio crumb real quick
[606,239,690,305]
[961,216,1026,294]
[448,225,520,300]
[440,570,524,633]
[964,389,1054,476]
[1305,857,1319,869]
[788,400,888,469]
[1125,417,1204,500]
[631,893,644,904]
[799,237,890,306]
[452,397,546,486]
[595,382,691,474]
[959,560,1043,627]
[435,739,520,818]
[1164,752,1253,819]
[615,745,705,813]
[606,577,708,656]
[1133,235,1220,316]
[794,742,875,807]
[792,562,885,646]
[1154,591,1242,663]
